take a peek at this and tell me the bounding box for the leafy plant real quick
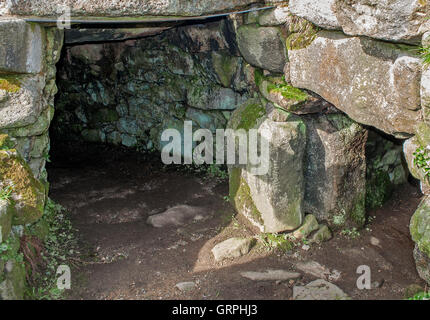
[260,233,294,252]
[413,146,430,181]
[408,291,430,300]
[341,227,361,239]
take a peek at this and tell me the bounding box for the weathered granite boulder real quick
[0,150,45,225]
[334,0,430,44]
[0,19,43,74]
[236,25,287,73]
[229,112,306,233]
[289,0,341,30]
[289,31,422,137]
[303,113,367,228]
[0,75,46,130]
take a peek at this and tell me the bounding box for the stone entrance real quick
[0,0,429,299]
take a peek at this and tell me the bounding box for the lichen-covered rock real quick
[0,19,43,74]
[334,0,430,44]
[187,85,244,111]
[303,113,367,228]
[255,71,312,112]
[0,233,26,300]
[236,25,287,73]
[292,214,319,240]
[0,150,45,225]
[289,31,421,137]
[0,75,46,130]
[410,196,430,258]
[289,0,340,30]
[230,115,306,233]
[413,244,430,285]
[309,224,333,244]
[211,51,240,88]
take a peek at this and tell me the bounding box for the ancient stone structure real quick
[0,0,429,298]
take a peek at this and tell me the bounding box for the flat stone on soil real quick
[146,205,207,228]
[240,269,301,281]
[175,282,196,292]
[211,237,255,262]
[293,279,349,300]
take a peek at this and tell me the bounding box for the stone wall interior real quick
[0,0,429,300]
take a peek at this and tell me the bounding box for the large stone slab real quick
[237,25,287,73]
[289,31,421,137]
[0,19,43,74]
[303,113,367,228]
[229,114,306,233]
[334,0,430,44]
[2,0,261,17]
[289,0,340,30]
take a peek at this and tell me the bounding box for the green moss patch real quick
[0,150,45,225]
[0,76,22,93]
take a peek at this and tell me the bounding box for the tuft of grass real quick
[420,45,430,67]
[0,185,14,202]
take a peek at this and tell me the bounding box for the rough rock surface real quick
[241,269,301,281]
[0,75,46,129]
[413,244,430,285]
[289,31,422,137]
[0,150,45,225]
[211,237,255,262]
[1,0,261,17]
[334,0,430,44]
[289,0,340,30]
[303,113,367,228]
[237,25,287,73]
[146,205,207,228]
[0,19,43,74]
[292,214,319,240]
[293,279,349,300]
[230,114,306,233]
[410,196,430,258]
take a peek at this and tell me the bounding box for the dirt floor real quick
[47,144,427,300]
